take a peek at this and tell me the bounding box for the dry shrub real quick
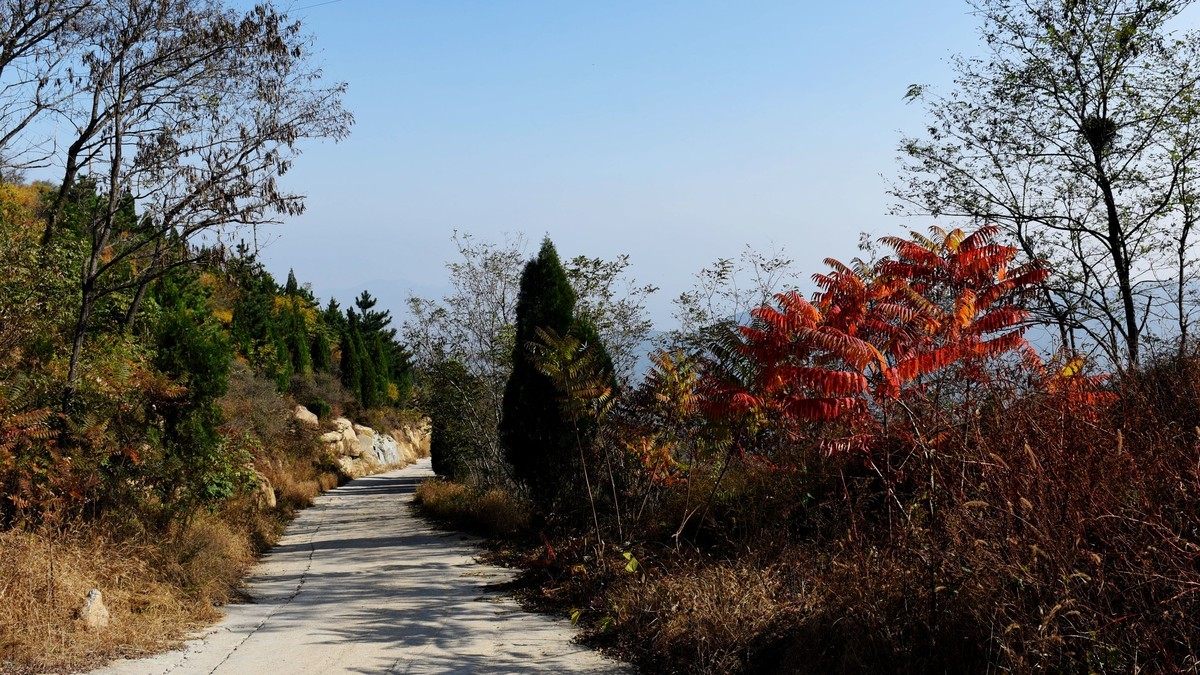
[414,479,529,538]
[318,472,340,491]
[361,406,424,433]
[288,372,355,417]
[751,354,1200,673]
[415,478,468,512]
[155,513,255,607]
[470,488,530,536]
[219,359,289,442]
[280,478,321,509]
[607,562,792,674]
[0,527,195,674]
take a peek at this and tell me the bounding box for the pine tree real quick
[230,267,276,354]
[355,290,392,335]
[323,298,346,336]
[499,237,578,503]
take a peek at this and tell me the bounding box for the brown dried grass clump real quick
[606,562,793,674]
[0,527,196,674]
[156,513,256,607]
[414,479,530,538]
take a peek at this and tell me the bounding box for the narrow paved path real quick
[94,458,628,674]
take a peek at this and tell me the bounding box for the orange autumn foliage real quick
[700,225,1055,453]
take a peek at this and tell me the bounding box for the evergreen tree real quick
[286,305,312,376]
[268,321,293,391]
[389,341,415,403]
[230,266,277,354]
[151,267,237,509]
[424,358,480,480]
[355,290,392,335]
[370,333,390,402]
[339,323,361,401]
[499,238,578,503]
[356,323,380,408]
[285,268,299,296]
[323,298,346,336]
[311,328,332,373]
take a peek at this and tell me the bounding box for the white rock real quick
[79,588,110,630]
[254,471,276,510]
[328,418,361,457]
[370,434,400,466]
[293,405,319,427]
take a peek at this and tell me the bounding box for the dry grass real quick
[0,527,199,674]
[0,403,349,672]
[155,513,257,607]
[606,562,793,674]
[414,479,530,538]
[0,487,325,673]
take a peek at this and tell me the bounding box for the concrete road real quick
[93,459,629,674]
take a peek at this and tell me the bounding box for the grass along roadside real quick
[1,423,347,674]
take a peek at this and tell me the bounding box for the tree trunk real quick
[65,288,94,400]
[1093,151,1140,367]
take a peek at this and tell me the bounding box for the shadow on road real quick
[235,461,627,674]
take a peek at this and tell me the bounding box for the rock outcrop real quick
[321,416,430,478]
[319,418,360,458]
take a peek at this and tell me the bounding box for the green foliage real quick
[284,304,313,377]
[308,398,332,419]
[339,324,362,398]
[422,358,484,481]
[311,328,332,373]
[500,238,584,504]
[352,316,380,409]
[150,267,237,512]
[267,322,293,392]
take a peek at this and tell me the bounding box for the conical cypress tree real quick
[268,321,293,392]
[371,333,391,403]
[356,327,379,409]
[499,238,578,503]
[339,326,361,401]
[311,328,331,373]
[286,306,313,376]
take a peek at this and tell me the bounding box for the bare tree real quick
[664,244,798,353]
[0,0,92,169]
[894,0,1200,367]
[405,232,528,482]
[564,254,657,385]
[14,0,352,394]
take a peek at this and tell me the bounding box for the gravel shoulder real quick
[92,458,629,674]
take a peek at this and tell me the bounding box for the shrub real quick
[288,371,354,417]
[309,398,332,419]
[414,478,530,538]
[608,562,791,675]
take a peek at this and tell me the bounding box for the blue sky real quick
[256,1,982,326]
